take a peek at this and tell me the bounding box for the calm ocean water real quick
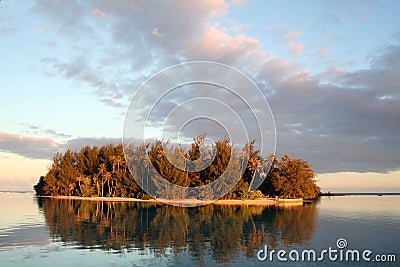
[0,192,398,266]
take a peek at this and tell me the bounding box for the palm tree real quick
[93,175,101,196]
[76,175,85,196]
[178,144,188,174]
[143,157,151,192]
[110,155,117,173]
[98,163,107,197]
[115,156,124,172]
[104,171,112,197]
[120,155,127,173]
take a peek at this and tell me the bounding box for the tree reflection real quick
[39,199,317,263]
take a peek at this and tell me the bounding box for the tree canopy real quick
[262,155,321,199]
[34,134,320,199]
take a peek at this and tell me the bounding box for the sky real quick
[0,0,399,192]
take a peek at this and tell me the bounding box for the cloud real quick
[44,129,72,139]
[101,98,124,108]
[92,8,106,17]
[185,24,265,67]
[282,30,302,41]
[287,42,304,56]
[64,137,122,151]
[32,0,96,38]
[40,56,131,107]
[267,44,400,173]
[315,47,330,58]
[30,0,400,174]
[19,123,39,130]
[0,132,122,160]
[18,123,72,139]
[0,132,61,160]
[282,30,304,56]
[152,27,164,37]
[36,0,230,108]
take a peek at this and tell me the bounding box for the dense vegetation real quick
[260,155,321,199]
[34,135,320,199]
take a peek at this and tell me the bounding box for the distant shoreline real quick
[36,195,306,206]
[2,191,400,196]
[318,192,400,196]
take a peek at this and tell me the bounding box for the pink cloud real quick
[283,30,302,41]
[288,42,304,56]
[152,27,164,37]
[92,8,107,17]
[315,47,330,58]
[282,30,304,56]
[185,24,265,67]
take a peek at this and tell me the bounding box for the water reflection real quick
[39,199,317,263]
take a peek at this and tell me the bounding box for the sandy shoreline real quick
[39,195,303,206]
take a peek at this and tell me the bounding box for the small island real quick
[34,134,320,204]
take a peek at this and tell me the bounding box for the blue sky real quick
[0,0,399,192]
